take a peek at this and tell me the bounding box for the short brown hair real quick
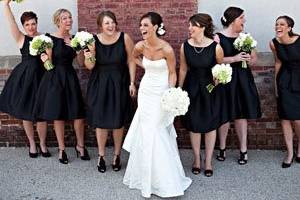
[20,11,38,25]
[189,13,214,39]
[96,10,118,27]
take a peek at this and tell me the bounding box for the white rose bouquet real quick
[161,87,190,117]
[233,33,257,68]
[29,34,54,71]
[71,31,96,62]
[206,63,232,93]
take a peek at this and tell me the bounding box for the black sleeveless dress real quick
[0,35,45,121]
[33,34,85,120]
[86,32,132,129]
[217,33,261,120]
[273,37,300,120]
[182,41,221,133]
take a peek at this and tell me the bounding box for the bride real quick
[123,12,192,198]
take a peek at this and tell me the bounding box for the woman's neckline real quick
[143,56,166,62]
[276,36,300,46]
[97,32,121,46]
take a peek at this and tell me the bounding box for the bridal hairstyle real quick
[20,11,38,25]
[189,13,215,39]
[220,6,244,27]
[140,12,166,37]
[53,8,72,27]
[276,15,299,37]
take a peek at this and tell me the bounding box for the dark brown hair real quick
[276,15,298,37]
[140,12,165,37]
[20,11,38,25]
[97,10,118,27]
[189,13,214,39]
[221,7,244,27]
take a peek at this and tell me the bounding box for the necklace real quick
[193,46,205,54]
[192,37,205,54]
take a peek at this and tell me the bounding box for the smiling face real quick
[22,19,38,37]
[140,17,157,40]
[58,11,73,31]
[188,22,204,39]
[231,13,245,33]
[101,16,117,36]
[275,18,292,38]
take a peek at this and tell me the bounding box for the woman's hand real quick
[233,52,251,62]
[40,53,49,63]
[213,77,219,87]
[129,83,137,97]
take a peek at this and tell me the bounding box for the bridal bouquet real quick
[206,63,232,93]
[71,31,96,62]
[233,33,257,68]
[29,34,54,70]
[161,87,190,117]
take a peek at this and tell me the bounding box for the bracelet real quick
[130,82,135,86]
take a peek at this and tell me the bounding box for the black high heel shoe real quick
[58,149,68,164]
[37,144,51,158]
[112,155,121,171]
[28,144,38,158]
[282,153,294,168]
[216,148,226,161]
[204,169,213,177]
[97,156,106,173]
[295,156,300,163]
[75,145,90,160]
[238,151,248,165]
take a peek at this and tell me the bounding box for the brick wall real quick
[0,0,292,149]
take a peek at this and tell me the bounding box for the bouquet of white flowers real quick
[0,0,24,3]
[206,64,232,93]
[161,87,190,117]
[29,34,54,71]
[71,31,96,62]
[233,32,257,68]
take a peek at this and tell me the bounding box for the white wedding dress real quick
[123,57,192,198]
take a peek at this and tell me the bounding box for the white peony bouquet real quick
[206,64,232,93]
[161,87,190,117]
[29,34,54,71]
[233,33,257,68]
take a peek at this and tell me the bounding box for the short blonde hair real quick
[53,8,72,27]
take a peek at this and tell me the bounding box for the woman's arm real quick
[269,40,282,97]
[124,33,137,97]
[178,43,187,88]
[132,41,144,68]
[164,43,177,87]
[3,0,25,48]
[215,44,224,64]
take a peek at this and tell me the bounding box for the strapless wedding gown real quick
[123,57,192,198]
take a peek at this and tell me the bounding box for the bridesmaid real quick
[83,10,136,173]
[214,7,261,164]
[0,0,50,158]
[34,8,90,164]
[178,13,224,177]
[269,15,300,168]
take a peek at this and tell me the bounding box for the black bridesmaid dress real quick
[0,35,45,121]
[182,41,222,133]
[273,37,300,119]
[33,34,85,120]
[86,32,132,129]
[217,33,261,120]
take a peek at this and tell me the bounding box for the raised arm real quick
[164,43,177,88]
[3,0,25,48]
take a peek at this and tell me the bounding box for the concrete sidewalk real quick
[0,148,299,200]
